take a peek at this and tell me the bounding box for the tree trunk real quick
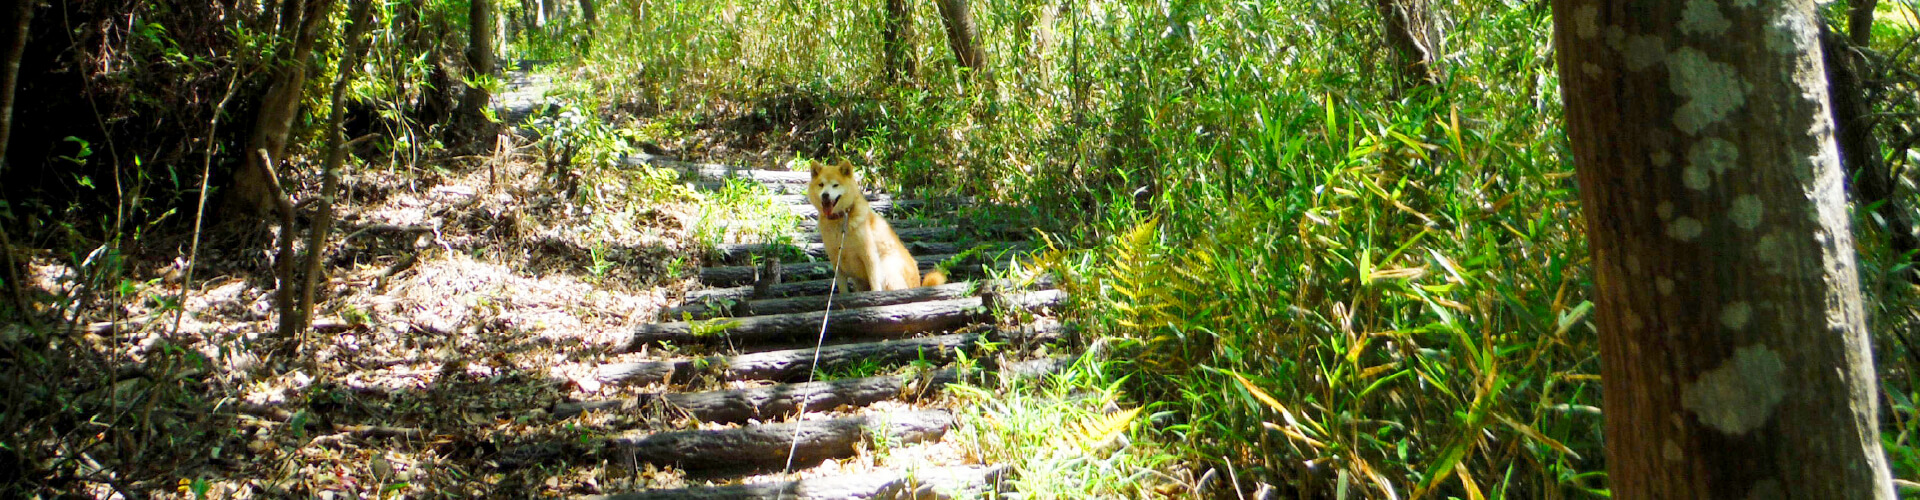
[578,0,596,30]
[229,0,333,218]
[290,0,377,338]
[1375,0,1444,93]
[1849,0,1877,46]
[0,0,34,318]
[1822,26,1918,283]
[459,0,497,123]
[933,0,987,75]
[881,0,916,83]
[1550,1,1894,498]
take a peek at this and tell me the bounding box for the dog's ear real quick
[809,160,823,178]
[837,160,855,177]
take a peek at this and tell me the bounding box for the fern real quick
[1067,407,1142,453]
[1101,218,1211,373]
[1106,218,1177,331]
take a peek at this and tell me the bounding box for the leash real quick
[784,208,852,474]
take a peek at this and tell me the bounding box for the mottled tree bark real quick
[881,0,916,83]
[287,0,376,339]
[459,0,497,123]
[1375,0,1444,93]
[230,0,333,218]
[933,0,987,75]
[1821,26,1917,283]
[1550,0,1893,497]
[1849,0,1877,46]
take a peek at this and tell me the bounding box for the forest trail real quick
[499,67,1074,498]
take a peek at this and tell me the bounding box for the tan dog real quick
[807,160,947,292]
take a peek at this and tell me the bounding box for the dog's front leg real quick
[864,246,894,291]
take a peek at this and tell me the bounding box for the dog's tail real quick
[921,268,948,287]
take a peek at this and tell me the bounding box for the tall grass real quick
[543,0,1920,496]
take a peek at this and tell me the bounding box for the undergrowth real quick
[537,0,1920,497]
[9,0,1912,496]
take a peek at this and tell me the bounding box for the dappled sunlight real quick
[2,0,1916,497]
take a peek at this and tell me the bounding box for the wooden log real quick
[664,276,1052,321]
[705,222,952,242]
[801,225,957,243]
[626,290,1067,349]
[789,198,942,220]
[597,322,1068,385]
[699,253,960,287]
[683,263,1004,302]
[690,181,808,195]
[606,410,953,471]
[583,465,1010,500]
[793,217,946,232]
[560,354,1076,421]
[685,181,966,214]
[767,192,893,206]
[707,240,977,265]
[623,154,812,185]
[699,243,1022,286]
[571,369,960,421]
[600,332,975,386]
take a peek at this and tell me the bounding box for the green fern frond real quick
[1069,407,1143,452]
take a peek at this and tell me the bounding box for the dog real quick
[807,160,947,292]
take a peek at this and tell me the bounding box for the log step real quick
[690,181,807,195]
[571,368,959,422]
[798,225,957,244]
[793,217,947,232]
[582,464,1011,500]
[697,252,956,287]
[707,240,981,264]
[683,265,1007,302]
[699,245,1024,287]
[559,355,1076,421]
[664,277,1053,321]
[624,154,812,185]
[704,224,959,245]
[766,193,897,206]
[598,321,1067,385]
[606,410,954,471]
[788,198,954,220]
[625,290,1067,348]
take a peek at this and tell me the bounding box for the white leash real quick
[784,211,851,474]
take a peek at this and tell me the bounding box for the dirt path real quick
[492,66,1074,498]
[541,156,1066,499]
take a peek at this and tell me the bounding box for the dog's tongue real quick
[820,193,846,220]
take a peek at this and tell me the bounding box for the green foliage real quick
[948,362,1179,498]
[688,317,741,338]
[688,177,804,253]
[549,0,1647,494]
[525,103,637,194]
